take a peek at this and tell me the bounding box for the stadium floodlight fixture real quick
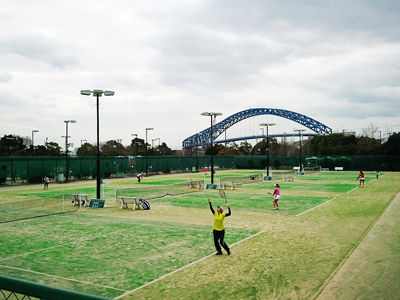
[201,112,223,117]
[259,123,275,177]
[80,89,115,199]
[80,90,91,96]
[201,112,223,184]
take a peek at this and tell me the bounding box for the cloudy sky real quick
[1,0,399,150]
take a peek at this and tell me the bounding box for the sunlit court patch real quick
[0,214,258,299]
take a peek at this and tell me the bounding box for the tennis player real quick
[43,176,50,189]
[208,198,231,255]
[272,183,281,210]
[357,171,365,188]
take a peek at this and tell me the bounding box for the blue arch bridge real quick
[182,108,332,149]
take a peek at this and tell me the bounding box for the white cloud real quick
[0,0,399,149]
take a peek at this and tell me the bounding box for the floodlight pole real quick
[131,134,138,156]
[145,128,154,176]
[201,112,222,184]
[82,139,88,156]
[64,120,76,182]
[80,89,114,199]
[196,133,199,172]
[260,123,275,177]
[31,130,39,156]
[294,129,306,173]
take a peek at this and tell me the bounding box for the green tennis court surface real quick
[0,170,398,299]
[0,214,258,298]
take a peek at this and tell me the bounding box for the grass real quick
[0,170,398,300]
[0,214,257,299]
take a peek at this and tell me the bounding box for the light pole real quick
[294,129,306,174]
[152,138,160,154]
[201,112,222,184]
[196,133,199,172]
[81,139,88,156]
[63,120,76,182]
[131,134,138,156]
[260,123,275,179]
[31,130,39,156]
[145,128,154,176]
[80,89,114,199]
[116,139,122,156]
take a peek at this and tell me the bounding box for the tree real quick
[0,134,26,156]
[205,144,226,156]
[238,141,252,155]
[384,132,400,155]
[362,123,379,138]
[46,142,62,156]
[100,140,127,156]
[35,145,47,156]
[157,142,172,156]
[217,147,236,156]
[76,143,97,156]
[251,138,278,155]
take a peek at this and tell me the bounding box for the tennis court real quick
[0,170,399,299]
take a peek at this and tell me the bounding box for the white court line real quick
[0,224,145,262]
[0,264,127,292]
[297,182,371,217]
[347,187,359,193]
[114,230,265,299]
[296,198,336,217]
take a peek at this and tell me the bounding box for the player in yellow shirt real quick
[208,198,231,255]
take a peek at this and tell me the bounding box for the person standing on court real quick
[43,176,50,189]
[137,173,142,183]
[208,198,231,255]
[357,171,365,188]
[272,183,281,210]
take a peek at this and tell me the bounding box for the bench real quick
[249,174,259,180]
[220,181,235,190]
[293,167,300,171]
[72,194,89,207]
[283,175,294,181]
[188,180,203,190]
[334,167,344,171]
[117,196,141,210]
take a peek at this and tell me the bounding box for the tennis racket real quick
[219,189,227,203]
[267,192,272,195]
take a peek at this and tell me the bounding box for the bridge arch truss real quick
[182,108,332,148]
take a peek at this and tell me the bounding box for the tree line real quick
[1,132,399,157]
[0,135,174,157]
[203,132,400,156]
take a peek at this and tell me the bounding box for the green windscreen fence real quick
[0,156,129,186]
[0,155,399,186]
[0,275,111,300]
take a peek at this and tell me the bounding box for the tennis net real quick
[271,170,296,180]
[219,173,262,189]
[115,179,204,201]
[304,166,322,174]
[0,194,79,223]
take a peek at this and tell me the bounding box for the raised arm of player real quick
[225,206,231,217]
[208,199,215,214]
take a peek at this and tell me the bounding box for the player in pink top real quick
[272,183,281,210]
[357,171,365,188]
